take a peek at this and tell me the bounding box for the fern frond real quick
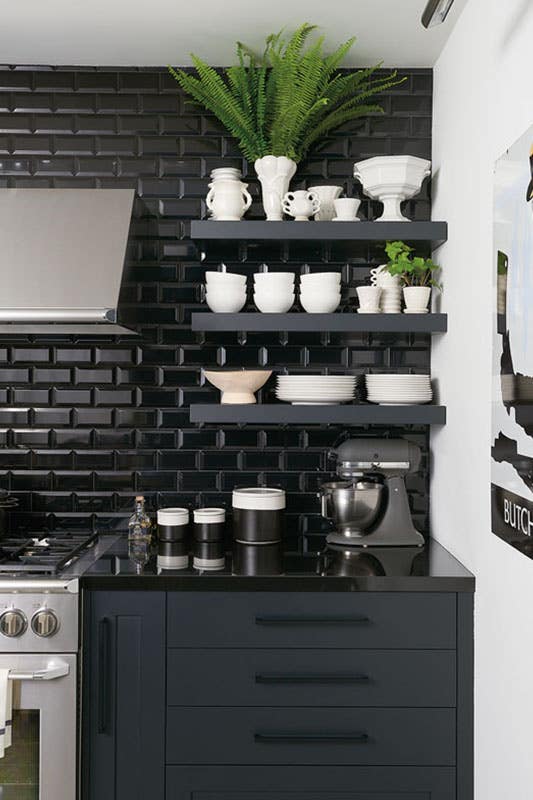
[301,104,383,153]
[168,24,406,165]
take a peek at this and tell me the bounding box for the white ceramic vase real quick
[206,174,252,221]
[403,286,431,313]
[254,155,297,220]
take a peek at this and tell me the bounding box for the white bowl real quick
[206,290,247,313]
[205,271,247,286]
[300,293,341,313]
[254,292,294,313]
[353,155,431,222]
[254,272,296,289]
[300,289,341,299]
[203,369,272,404]
[300,272,341,285]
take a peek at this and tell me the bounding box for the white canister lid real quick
[232,487,286,511]
[157,507,190,525]
[193,507,226,524]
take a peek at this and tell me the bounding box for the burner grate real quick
[0,533,98,574]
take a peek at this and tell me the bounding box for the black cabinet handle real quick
[255,672,370,684]
[97,617,111,734]
[254,732,369,744]
[254,615,370,626]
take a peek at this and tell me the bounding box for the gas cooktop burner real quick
[0,532,98,575]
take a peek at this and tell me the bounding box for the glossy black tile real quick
[0,65,431,541]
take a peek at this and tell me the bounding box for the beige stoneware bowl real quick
[203,369,272,404]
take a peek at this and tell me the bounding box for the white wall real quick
[431,1,533,798]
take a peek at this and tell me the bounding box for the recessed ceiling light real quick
[421,0,455,27]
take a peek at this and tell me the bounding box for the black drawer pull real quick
[255,672,369,685]
[97,617,111,735]
[255,615,370,626]
[254,732,369,744]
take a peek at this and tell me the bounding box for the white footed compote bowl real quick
[203,369,272,404]
[353,156,431,221]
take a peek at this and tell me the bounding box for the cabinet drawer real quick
[166,708,455,766]
[166,765,456,800]
[167,648,456,707]
[167,592,456,649]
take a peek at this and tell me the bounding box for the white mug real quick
[333,198,361,221]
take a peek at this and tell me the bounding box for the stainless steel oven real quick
[0,578,79,800]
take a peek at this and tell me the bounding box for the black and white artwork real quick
[492,124,533,556]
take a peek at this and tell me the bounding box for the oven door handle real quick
[8,660,70,681]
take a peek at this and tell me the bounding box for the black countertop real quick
[82,536,474,592]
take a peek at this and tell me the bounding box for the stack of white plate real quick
[276,375,357,405]
[365,374,432,405]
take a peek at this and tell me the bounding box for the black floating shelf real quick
[190,220,448,247]
[190,404,446,426]
[191,312,447,333]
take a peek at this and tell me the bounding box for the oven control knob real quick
[31,609,59,638]
[0,608,28,638]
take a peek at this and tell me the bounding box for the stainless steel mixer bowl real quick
[320,480,384,537]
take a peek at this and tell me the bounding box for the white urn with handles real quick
[282,190,320,221]
[206,169,252,221]
[254,155,297,220]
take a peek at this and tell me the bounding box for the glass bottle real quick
[128,495,152,574]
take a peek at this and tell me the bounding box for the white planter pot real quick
[255,156,297,221]
[206,175,252,221]
[403,286,431,313]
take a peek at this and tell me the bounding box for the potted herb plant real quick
[169,24,404,220]
[384,240,441,313]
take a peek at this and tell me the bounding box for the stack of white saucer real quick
[365,374,432,405]
[370,265,402,313]
[276,375,357,405]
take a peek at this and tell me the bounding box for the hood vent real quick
[0,188,137,336]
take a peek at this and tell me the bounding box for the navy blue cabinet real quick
[83,589,472,800]
[82,591,166,800]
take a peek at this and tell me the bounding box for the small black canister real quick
[157,507,190,571]
[232,487,285,544]
[193,508,226,542]
[157,507,189,541]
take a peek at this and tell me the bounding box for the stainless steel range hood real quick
[0,188,137,335]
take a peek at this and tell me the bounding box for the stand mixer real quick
[319,437,425,547]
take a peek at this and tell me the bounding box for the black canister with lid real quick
[193,508,226,542]
[192,508,226,570]
[157,507,190,541]
[157,507,190,570]
[232,487,286,544]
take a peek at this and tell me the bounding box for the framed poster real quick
[492,124,533,556]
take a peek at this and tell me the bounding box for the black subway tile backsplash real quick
[0,64,432,543]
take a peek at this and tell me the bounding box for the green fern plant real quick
[168,23,405,163]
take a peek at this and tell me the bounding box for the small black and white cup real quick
[193,507,226,542]
[157,507,190,542]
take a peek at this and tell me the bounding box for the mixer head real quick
[333,437,421,479]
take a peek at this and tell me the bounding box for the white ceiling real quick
[1,0,467,67]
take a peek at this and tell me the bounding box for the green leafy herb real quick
[384,241,442,289]
[168,23,405,163]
